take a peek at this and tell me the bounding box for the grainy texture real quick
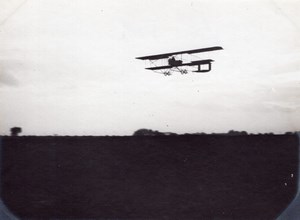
[1,135,298,219]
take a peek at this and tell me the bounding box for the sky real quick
[0,0,299,135]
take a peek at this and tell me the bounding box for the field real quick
[1,134,298,219]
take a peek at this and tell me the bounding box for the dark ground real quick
[0,134,298,219]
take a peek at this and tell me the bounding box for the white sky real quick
[0,0,300,135]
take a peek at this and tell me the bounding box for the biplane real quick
[136,46,223,76]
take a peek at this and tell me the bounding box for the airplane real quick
[136,46,223,76]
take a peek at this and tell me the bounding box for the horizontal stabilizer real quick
[190,59,214,65]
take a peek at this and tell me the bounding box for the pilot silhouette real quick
[168,57,177,66]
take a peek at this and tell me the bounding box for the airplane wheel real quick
[181,70,187,74]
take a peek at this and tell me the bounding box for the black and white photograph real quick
[0,0,299,219]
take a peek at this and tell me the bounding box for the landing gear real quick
[180,69,188,74]
[163,71,171,76]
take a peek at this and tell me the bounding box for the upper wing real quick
[146,59,214,70]
[136,46,223,60]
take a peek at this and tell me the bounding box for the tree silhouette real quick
[227,130,248,135]
[133,129,164,136]
[10,127,22,136]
